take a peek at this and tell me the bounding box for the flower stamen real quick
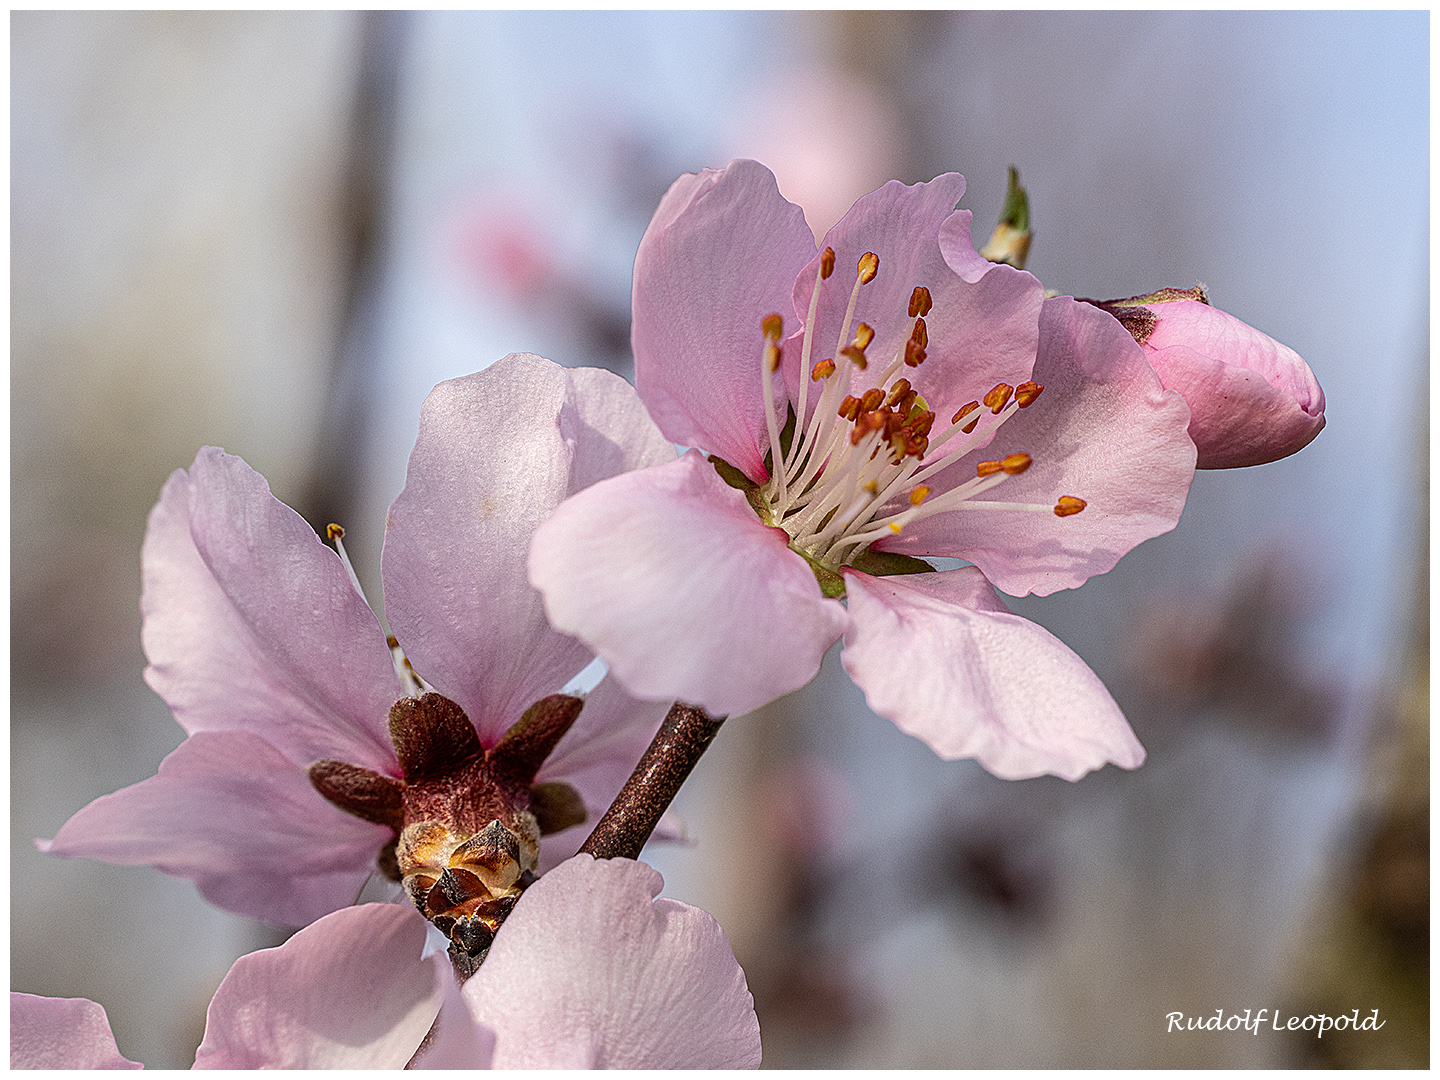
[743,254,1086,576]
[1015,381,1044,407]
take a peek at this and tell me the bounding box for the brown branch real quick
[580,702,727,860]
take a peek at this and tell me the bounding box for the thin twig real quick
[580,702,727,860]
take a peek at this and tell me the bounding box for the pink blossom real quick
[1083,287,1325,469]
[531,160,1201,780]
[15,857,761,1069]
[11,994,142,1069]
[42,354,676,937]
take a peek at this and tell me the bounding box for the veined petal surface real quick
[464,855,761,1069]
[791,175,1042,427]
[529,450,849,717]
[142,447,401,775]
[880,297,1196,596]
[40,731,390,927]
[633,159,817,482]
[842,568,1144,780]
[11,994,142,1070]
[383,353,673,746]
[193,904,442,1069]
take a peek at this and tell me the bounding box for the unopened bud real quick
[979,166,1032,269]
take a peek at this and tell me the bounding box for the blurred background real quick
[12,11,1427,1068]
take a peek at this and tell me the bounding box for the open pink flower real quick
[14,856,762,1070]
[42,354,676,946]
[1082,287,1325,469]
[530,160,1200,780]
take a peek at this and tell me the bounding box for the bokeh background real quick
[12,10,1428,1068]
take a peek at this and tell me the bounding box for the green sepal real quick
[848,549,937,578]
[791,546,847,599]
[998,165,1030,231]
[528,780,588,835]
[1103,284,1209,307]
[708,454,773,524]
[709,454,757,492]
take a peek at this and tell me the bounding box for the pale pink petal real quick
[534,673,670,871]
[464,855,761,1068]
[529,451,849,717]
[632,159,817,481]
[383,353,673,746]
[407,965,496,1069]
[842,568,1144,781]
[193,904,441,1069]
[11,994,142,1070]
[788,176,1043,427]
[880,297,1196,596]
[1140,299,1325,468]
[936,205,994,282]
[142,447,401,775]
[41,731,390,927]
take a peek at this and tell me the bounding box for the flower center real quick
[752,248,1082,577]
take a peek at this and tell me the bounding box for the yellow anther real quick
[838,395,862,421]
[909,317,928,351]
[840,344,868,370]
[853,322,875,350]
[886,378,912,406]
[908,286,933,318]
[859,387,885,412]
[1001,452,1032,475]
[811,357,836,381]
[762,312,784,341]
[976,460,1003,478]
[1015,381,1044,408]
[858,251,879,284]
[889,521,903,534]
[909,485,931,505]
[765,341,783,373]
[1054,495,1087,517]
[984,383,1014,413]
[327,523,346,540]
[820,247,836,280]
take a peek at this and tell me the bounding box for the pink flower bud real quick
[1087,287,1325,469]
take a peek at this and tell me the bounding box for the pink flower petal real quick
[193,904,442,1069]
[533,673,670,871]
[142,447,401,775]
[1140,299,1325,469]
[11,993,142,1070]
[383,353,674,746]
[790,176,1043,427]
[406,964,496,1069]
[464,855,761,1068]
[632,159,817,481]
[529,451,850,717]
[880,296,1196,596]
[842,568,1144,781]
[41,731,390,927]
[936,205,994,282]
